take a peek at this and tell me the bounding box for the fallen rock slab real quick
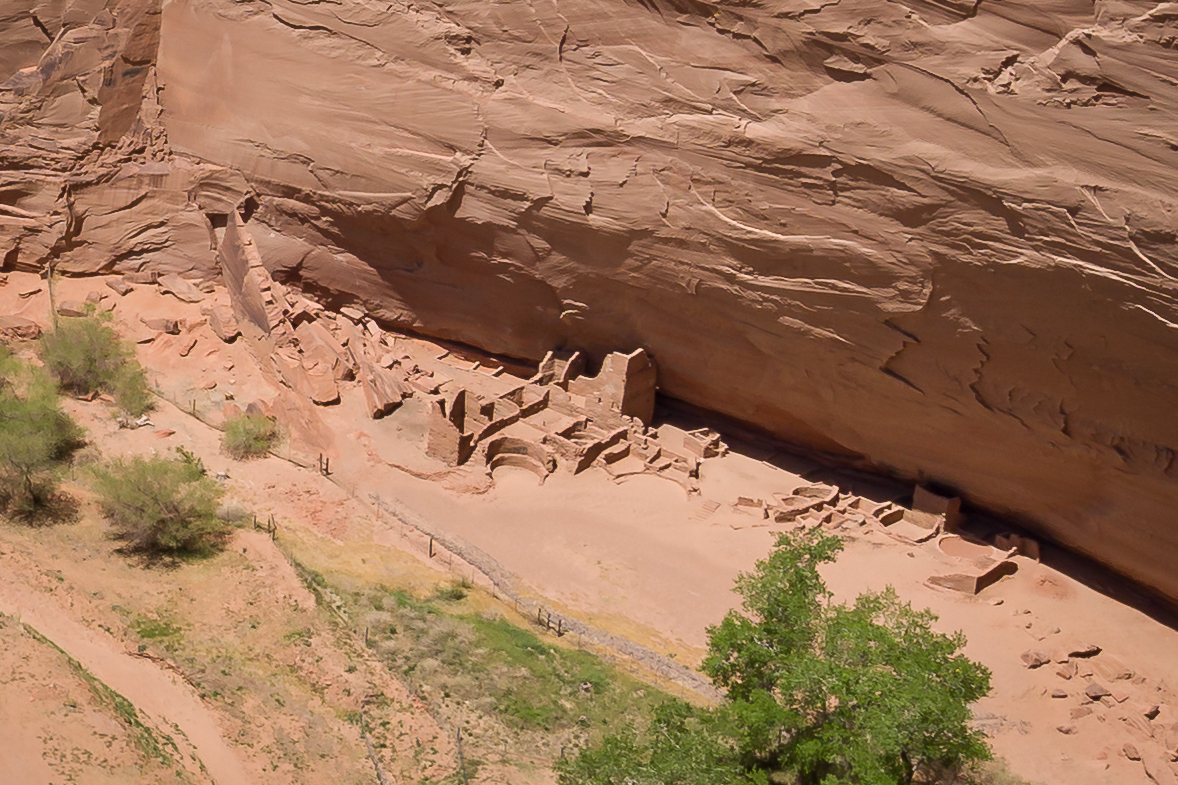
[141,317,180,335]
[202,303,241,343]
[359,360,406,419]
[295,320,351,380]
[1093,656,1134,682]
[123,321,161,344]
[0,316,42,343]
[1085,682,1112,700]
[106,279,134,296]
[1144,754,1178,785]
[1069,643,1102,658]
[1021,650,1052,669]
[158,273,206,303]
[304,364,340,406]
[56,300,89,317]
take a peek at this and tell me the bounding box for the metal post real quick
[457,728,469,785]
[46,256,58,330]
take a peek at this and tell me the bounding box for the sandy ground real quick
[4,272,1178,785]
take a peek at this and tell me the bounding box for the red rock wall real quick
[4,0,1178,602]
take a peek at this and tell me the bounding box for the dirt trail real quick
[0,580,253,785]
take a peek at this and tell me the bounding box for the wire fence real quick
[155,388,721,700]
[366,491,720,700]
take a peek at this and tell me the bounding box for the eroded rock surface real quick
[3,0,1177,602]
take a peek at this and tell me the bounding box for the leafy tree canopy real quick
[560,530,992,785]
[0,347,84,514]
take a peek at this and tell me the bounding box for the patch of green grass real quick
[292,560,328,590]
[467,615,616,728]
[133,617,183,641]
[433,580,470,602]
[284,628,313,646]
[344,583,666,735]
[387,588,427,611]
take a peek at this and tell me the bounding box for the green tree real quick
[90,455,228,555]
[560,530,992,785]
[0,348,84,514]
[703,530,991,784]
[39,306,152,416]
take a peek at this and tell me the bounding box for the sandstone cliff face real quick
[3,0,1177,601]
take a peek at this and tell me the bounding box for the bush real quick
[174,445,206,476]
[39,307,152,416]
[222,413,279,460]
[111,362,152,418]
[90,455,228,555]
[0,348,84,515]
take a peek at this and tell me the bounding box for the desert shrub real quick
[174,445,206,476]
[222,413,279,460]
[90,455,228,555]
[39,307,152,416]
[0,348,85,515]
[111,362,152,417]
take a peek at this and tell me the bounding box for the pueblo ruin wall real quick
[2,0,1178,602]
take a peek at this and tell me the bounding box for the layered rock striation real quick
[3,0,1177,601]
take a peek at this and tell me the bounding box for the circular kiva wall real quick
[483,436,555,480]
